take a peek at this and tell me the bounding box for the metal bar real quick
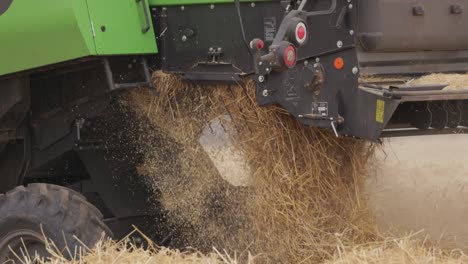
[298,0,307,11]
[141,57,157,95]
[114,82,151,89]
[362,84,453,94]
[360,86,468,101]
[389,84,447,91]
[360,80,408,86]
[142,57,152,85]
[400,94,468,102]
[102,58,116,91]
[381,127,468,137]
[136,0,151,33]
[384,89,468,98]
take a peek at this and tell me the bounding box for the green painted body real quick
[149,0,267,6]
[87,0,157,55]
[0,0,270,76]
[0,0,157,76]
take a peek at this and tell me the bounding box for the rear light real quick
[295,22,307,45]
[256,39,265,49]
[279,42,296,68]
[288,19,308,46]
[250,38,265,50]
[284,46,296,67]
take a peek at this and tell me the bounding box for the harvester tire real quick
[0,183,112,262]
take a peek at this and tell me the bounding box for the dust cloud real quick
[366,134,468,248]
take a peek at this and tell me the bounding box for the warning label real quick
[312,102,329,117]
[376,100,385,123]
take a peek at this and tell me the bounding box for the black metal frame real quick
[103,57,153,91]
[153,0,468,140]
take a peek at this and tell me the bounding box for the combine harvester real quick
[0,0,467,260]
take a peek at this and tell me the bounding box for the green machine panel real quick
[86,0,157,55]
[150,0,267,5]
[0,0,95,76]
[0,0,158,76]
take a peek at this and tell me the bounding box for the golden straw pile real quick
[327,237,468,264]
[23,229,252,264]
[124,72,378,263]
[29,72,468,263]
[24,234,468,264]
[129,74,254,253]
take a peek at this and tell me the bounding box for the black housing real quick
[154,0,468,140]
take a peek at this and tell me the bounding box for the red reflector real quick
[284,45,296,68]
[257,39,265,49]
[294,22,307,45]
[334,57,344,70]
[297,26,305,40]
[249,38,265,50]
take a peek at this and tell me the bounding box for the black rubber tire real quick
[0,183,112,262]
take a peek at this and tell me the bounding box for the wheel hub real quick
[0,229,49,262]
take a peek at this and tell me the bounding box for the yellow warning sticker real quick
[376,100,385,123]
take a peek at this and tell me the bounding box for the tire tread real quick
[0,184,112,256]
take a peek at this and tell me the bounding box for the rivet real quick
[352,67,359,75]
[337,40,343,48]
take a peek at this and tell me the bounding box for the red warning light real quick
[295,22,307,45]
[284,45,296,68]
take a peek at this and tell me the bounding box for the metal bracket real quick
[103,57,153,91]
